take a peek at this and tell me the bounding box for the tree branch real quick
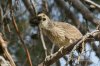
[22,0,36,16]
[54,0,80,28]
[70,0,100,26]
[0,33,16,66]
[11,10,33,66]
[85,0,100,10]
[39,30,100,66]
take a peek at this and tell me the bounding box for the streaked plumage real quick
[38,13,83,47]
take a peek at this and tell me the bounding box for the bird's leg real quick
[45,44,55,62]
[50,44,55,55]
[77,42,85,62]
[58,46,64,54]
[77,36,85,62]
[39,27,48,57]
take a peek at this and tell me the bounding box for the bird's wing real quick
[53,22,83,41]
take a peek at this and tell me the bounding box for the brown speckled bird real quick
[31,13,83,48]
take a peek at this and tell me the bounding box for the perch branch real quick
[38,30,100,66]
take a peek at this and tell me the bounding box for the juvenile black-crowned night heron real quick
[30,13,83,48]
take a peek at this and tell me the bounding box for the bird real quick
[30,13,83,48]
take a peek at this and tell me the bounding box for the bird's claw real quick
[58,46,64,54]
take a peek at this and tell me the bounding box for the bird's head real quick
[29,13,52,29]
[37,13,51,29]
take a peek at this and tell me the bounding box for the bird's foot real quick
[58,46,64,54]
[45,54,53,61]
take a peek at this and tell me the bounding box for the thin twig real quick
[11,10,33,66]
[42,0,49,14]
[22,45,34,66]
[39,27,48,57]
[85,0,100,9]
[0,33,16,66]
[51,44,55,54]
[22,0,36,16]
[69,0,100,26]
[3,7,9,18]
[54,0,81,28]
[0,56,11,66]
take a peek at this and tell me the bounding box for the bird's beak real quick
[36,16,42,21]
[29,16,42,26]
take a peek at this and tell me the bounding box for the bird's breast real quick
[42,27,70,47]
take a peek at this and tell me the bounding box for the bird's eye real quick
[43,18,46,21]
[43,15,45,17]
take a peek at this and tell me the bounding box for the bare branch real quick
[42,0,49,15]
[0,33,16,66]
[0,56,11,66]
[11,10,33,66]
[85,0,100,10]
[22,0,36,16]
[54,0,80,28]
[69,0,100,26]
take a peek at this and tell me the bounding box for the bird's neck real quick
[41,21,54,30]
[48,21,54,28]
